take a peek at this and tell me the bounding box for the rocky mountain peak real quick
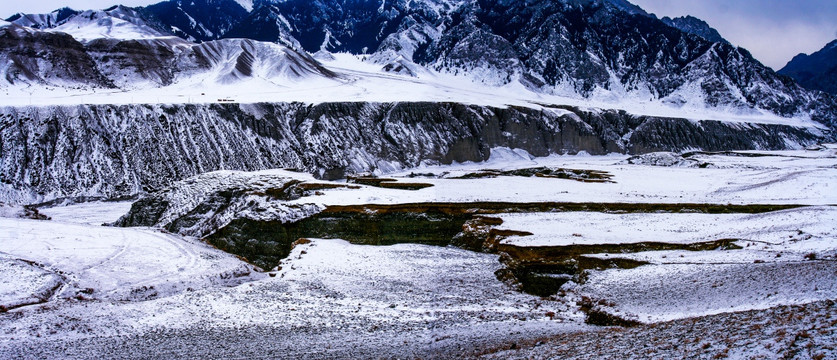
[661,15,728,44]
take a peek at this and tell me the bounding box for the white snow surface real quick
[0,255,63,310]
[0,213,258,304]
[49,11,168,41]
[295,147,837,206]
[235,0,254,12]
[496,206,837,247]
[485,206,837,324]
[38,201,134,225]
[0,235,581,349]
[494,206,837,323]
[577,260,837,324]
[486,204,837,324]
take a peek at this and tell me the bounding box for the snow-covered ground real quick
[0,229,583,358]
[495,206,837,248]
[38,201,133,226]
[290,146,837,206]
[0,207,257,305]
[488,206,837,323]
[1,148,835,358]
[481,299,837,359]
[577,261,837,324]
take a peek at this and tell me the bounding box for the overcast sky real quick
[2,0,835,70]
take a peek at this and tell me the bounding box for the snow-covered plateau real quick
[1,147,836,358]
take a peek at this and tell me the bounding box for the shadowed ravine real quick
[202,202,802,300]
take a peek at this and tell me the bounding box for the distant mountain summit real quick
[4,7,80,29]
[661,16,728,44]
[6,5,171,41]
[779,39,837,95]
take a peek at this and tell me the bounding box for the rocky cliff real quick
[0,102,827,204]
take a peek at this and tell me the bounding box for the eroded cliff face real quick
[0,102,827,204]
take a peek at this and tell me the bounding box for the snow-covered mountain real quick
[7,5,170,41]
[143,0,249,42]
[0,23,115,88]
[403,0,833,126]
[779,39,837,95]
[2,0,835,128]
[4,7,80,29]
[0,18,335,91]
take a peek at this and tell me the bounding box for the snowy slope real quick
[48,6,169,41]
[235,0,254,12]
[4,7,80,29]
[0,21,336,93]
[143,0,249,42]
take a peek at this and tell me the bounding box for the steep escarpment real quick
[0,102,827,203]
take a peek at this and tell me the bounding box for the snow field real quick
[0,215,258,303]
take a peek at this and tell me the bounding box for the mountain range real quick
[2,0,835,128]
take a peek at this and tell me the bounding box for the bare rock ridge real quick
[0,102,826,204]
